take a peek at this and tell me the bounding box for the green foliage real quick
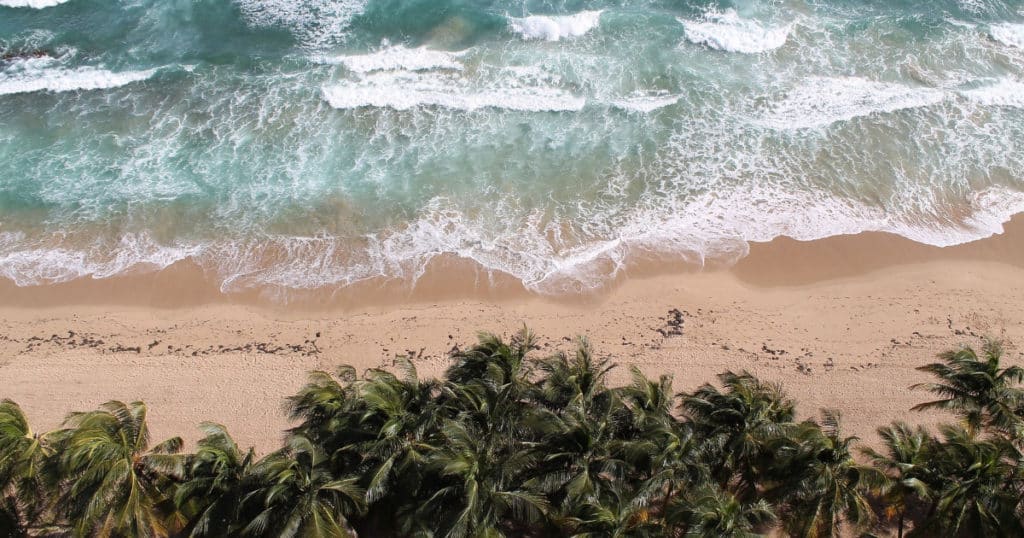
[911,340,1024,436]
[0,335,1022,537]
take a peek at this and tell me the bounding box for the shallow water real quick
[1,0,1023,295]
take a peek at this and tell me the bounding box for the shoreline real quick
[2,217,1023,452]
[2,216,1024,310]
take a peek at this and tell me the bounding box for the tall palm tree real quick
[771,410,884,538]
[527,390,627,511]
[562,489,661,538]
[918,424,1024,537]
[0,400,55,536]
[347,359,445,535]
[54,400,184,538]
[619,368,707,529]
[522,339,635,532]
[444,329,536,390]
[351,358,441,502]
[240,435,366,537]
[666,486,775,537]
[911,341,1024,436]
[532,338,615,414]
[175,422,256,537]
[285,366,363,454]
[860,422,936,538]
[422,419,549,537]
[682,371,796,498]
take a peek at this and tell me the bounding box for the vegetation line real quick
[1,330,1023,537]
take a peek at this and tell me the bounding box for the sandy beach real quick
[2,217,1024,453]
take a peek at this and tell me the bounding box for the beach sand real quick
[2,217,1024,453]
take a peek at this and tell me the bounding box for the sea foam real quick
[0,57,157,95]
[990,23,1024,49]
[0,0,71,8]
[679,9,791,54]
[961,78,1024,107]
[757,76,946,130]
[508,11,602,41]
[322,70,585,112]
[611,93,680,113]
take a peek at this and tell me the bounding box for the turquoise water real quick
[1,0,1023,294]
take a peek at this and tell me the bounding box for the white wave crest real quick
[322,70,584,112]
[680,9,791,54]
[0,0,71,8]
[0,57,157,96]
[990,22,1024,49]
[315,44,463,72]
[757,76,946,130]
[961,78,1024,107]
[508,10,602,41]
[0,232,199,287]
[610,93,680,113]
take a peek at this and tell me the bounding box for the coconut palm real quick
[528,391,628,511]
[771,410,884,538]
[618,368,707,529]
[860,422,937,538]
[351,359,441,502]
[343,358,446,535]
[54,400,184,538]
[532,337,615,414]
[517,340,634,533]
[562,489,661,538]
[666,486,776,537]
[445,329,536,390]
[175,422,256,537]
[911,341,1024,436]
[0,400,55,536]
[239,435,366,537]
[285,366,363,453]
[917,424,1024,537]
[682,371,796,498]
[422,418,549,537]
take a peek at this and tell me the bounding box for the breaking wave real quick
[680,9,791,54]
[508,11,603,41]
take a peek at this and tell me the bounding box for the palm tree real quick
[666,486,775,537]
[682,371,796,498]
[526,344,628,510]
[347,359,444,535]
[911,341,1024,436]
[917,424,1024,537]
[618,368,707,530]
[562,489,661,538]
[285,366,364,454]
[532,337,615,414]
[444,329,536,390]
[352,359,441,501]
[0,400,55,536]
[527,391,627,512]
[175,422,256,537]
[54,400,184,538]
[860,422,936,538]
[771,410,884,538]
[422,419,550,537]
[240,435,366,537]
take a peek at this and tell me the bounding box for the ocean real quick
[1,0,1023,295]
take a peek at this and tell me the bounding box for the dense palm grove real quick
[2,330,1023,537]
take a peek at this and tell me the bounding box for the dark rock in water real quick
[1,50,50,63]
